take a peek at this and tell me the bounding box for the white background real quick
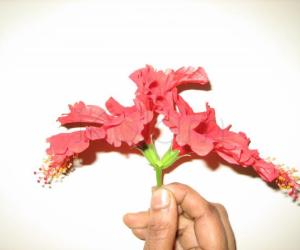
[0,0,300,249]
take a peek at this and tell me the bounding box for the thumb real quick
[144,188,178,250]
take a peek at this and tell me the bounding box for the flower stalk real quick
[155,167,163,187]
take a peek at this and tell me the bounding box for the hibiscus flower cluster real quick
[36,65,299,200]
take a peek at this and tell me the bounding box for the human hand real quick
[123,183,236,250]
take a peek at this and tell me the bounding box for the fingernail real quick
[151,188,170,210]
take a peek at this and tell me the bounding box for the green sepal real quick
[141,143,160,168]
[160,148,180,169]
[139,143,190,187]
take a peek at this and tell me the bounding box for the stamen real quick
[275,164,300,200]
[264,156,299,200]
[35,154,77,187]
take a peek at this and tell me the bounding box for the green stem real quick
[155,167,163,187]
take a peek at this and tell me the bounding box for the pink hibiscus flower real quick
[37,98,153,185]
[163,95,299,199]
[37,65,299,201]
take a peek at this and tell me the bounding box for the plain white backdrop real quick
[0,0,300,249]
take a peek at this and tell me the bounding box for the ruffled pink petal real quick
[189,130,214,156]
[175,115,195,145]
[216,150,240,165]
[85,127,106,140]
[58,101,109,125]
[47,131,90,156]
[67,131,90,153]
[133,97,154,124]
[165,102,214,156]
[165,66,209,91]
[175,114,206,144]
[130,65,166,92]
[105,97,126,115]
[212,130,251,164]
[239,149,258,166]
[163,110,179,134]
[106,112,144,147]
[130,65,209,115]
[253,160,279,182]
[171,137,190,155]
[174,94,194,115]
[46,134,70,155]
[102,96,154,146]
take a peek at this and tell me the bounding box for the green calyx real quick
[139,143,181,187]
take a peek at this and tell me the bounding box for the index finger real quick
[164,182,211,219]
[164,183,229,250]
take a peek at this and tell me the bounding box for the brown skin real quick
[123,183,236,250]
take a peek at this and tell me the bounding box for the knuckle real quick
[147,220,170,241]
[213,202,229,218]
[169,182,187,188]
[169,181,182,187]
[206,203,217,214]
